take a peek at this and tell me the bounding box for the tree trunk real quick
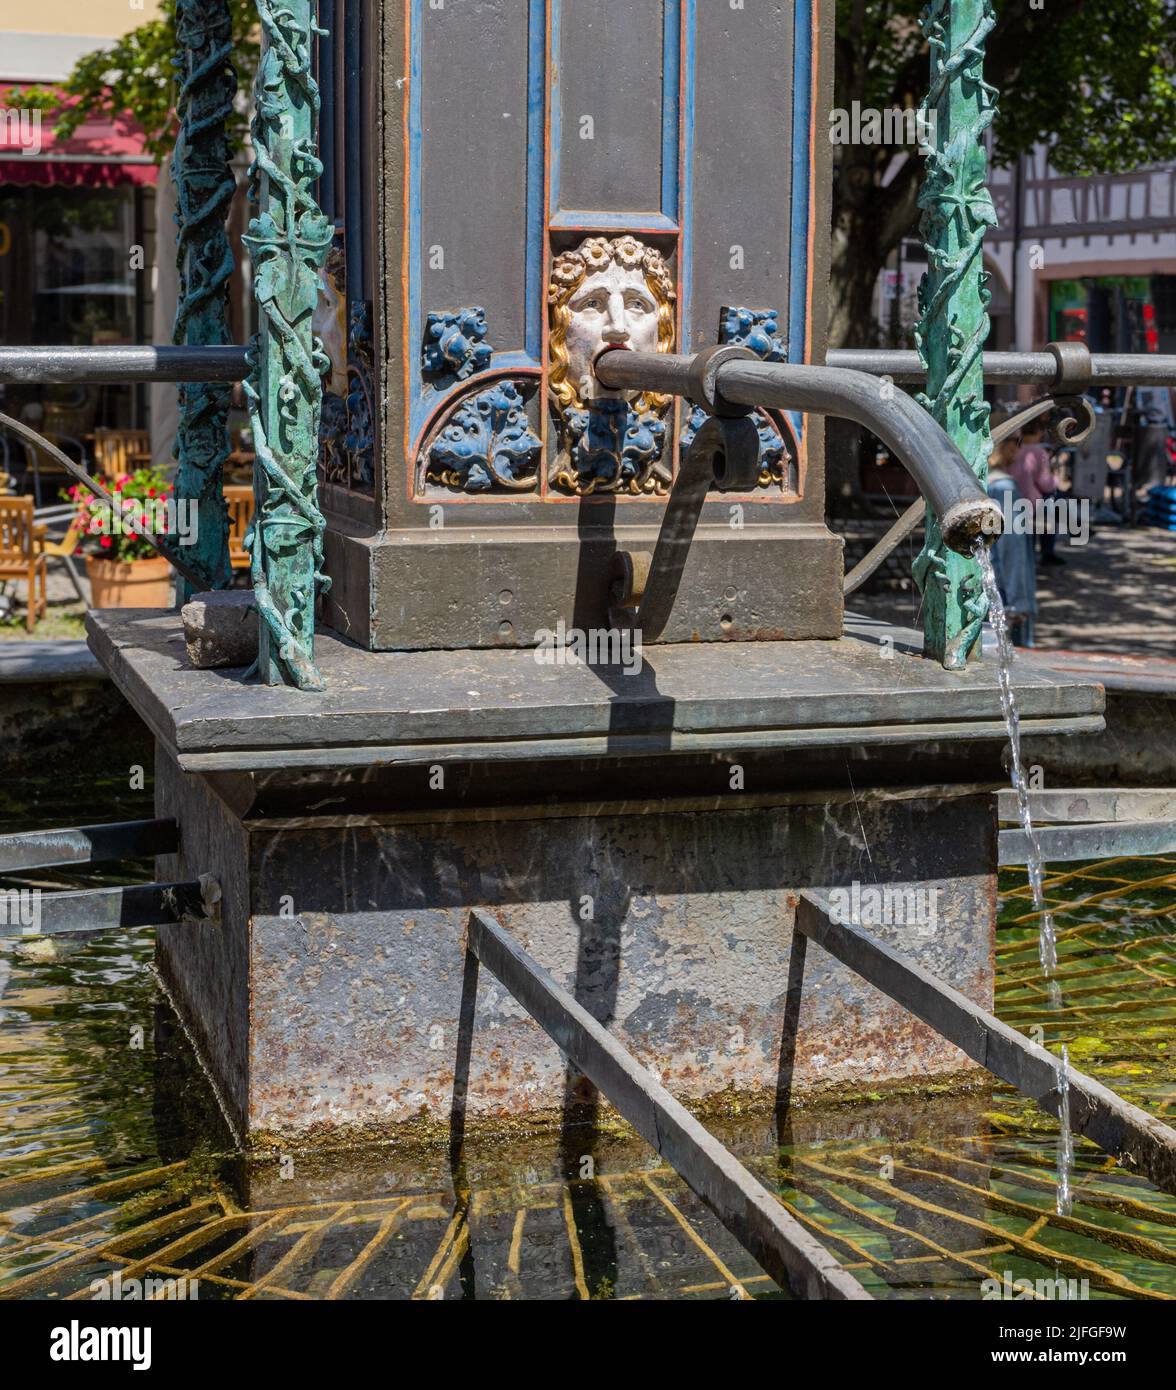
[827,147,922,350]
[828,210,892,350]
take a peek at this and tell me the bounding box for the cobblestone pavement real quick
[846,522,1176,659]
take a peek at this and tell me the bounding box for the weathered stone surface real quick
[152,741,999,1141]
[182,591,258,670]
[89,609,1103,771]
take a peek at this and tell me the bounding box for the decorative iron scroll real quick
[171,0,236,598]
[912,0,999,670]
[319,245,375,494]
[244,0,333,690]
[344,299,375,489]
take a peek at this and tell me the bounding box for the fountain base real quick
[86,609,1102,1143]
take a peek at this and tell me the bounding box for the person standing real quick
[988,433,1038,647]
[1010,420,1064,565]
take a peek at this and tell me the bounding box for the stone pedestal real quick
[88,610,1102,1145]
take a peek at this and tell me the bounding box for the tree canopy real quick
[8,0,259,164]
[831,0,1176,344]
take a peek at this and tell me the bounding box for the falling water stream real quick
[975,542,1073,1214]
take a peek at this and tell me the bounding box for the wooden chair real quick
[0,496,47,630]
[225,485,255,570]
[34,508,87,604]
[225,430,256,485]
[93,429,153,482]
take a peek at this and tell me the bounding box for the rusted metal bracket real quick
[796,890,1176,1197]
[465,908,871,1299]
[0,818,178,873]
[609,414,762,638]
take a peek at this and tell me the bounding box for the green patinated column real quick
[172,0,235,599]
[913,0,999,669]
[244,0,332,689]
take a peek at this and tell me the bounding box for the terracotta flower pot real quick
[86,554,174,609]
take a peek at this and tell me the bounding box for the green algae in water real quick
[1,834,1175,1299]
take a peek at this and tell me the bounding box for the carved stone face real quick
[565,262,660,403]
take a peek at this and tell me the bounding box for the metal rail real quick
[1001,821,1176,865]
[465,908,871,1299]
[596,348,1001,555]
[795,891,1176,1197]
[1,343,1170,391]
[828,348,1176,388]
[0,880,217,938]
[0,818,178,873]
[998,788,1176,824]
[0,345,250,385]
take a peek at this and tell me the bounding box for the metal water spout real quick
[595,347,1002,556]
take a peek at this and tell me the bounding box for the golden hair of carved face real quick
[548,235,676,416]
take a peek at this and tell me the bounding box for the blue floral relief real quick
[427,381,541,492]
[721,306,788,363]
[557,399,667,494]
[344,299,374,487]
[679,404,785,486]
[423,307,494,382]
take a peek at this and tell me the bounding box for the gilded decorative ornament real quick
[548,234,675,495]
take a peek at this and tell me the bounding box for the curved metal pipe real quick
[595,350,1002,554]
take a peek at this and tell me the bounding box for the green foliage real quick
[835,0,1176,176]
[829,0,1176,345]
[6,0,259,165]
[990,0,1176,177]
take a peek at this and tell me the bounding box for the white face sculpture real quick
[565,262,660,404]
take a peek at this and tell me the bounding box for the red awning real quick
[0,83,158,188]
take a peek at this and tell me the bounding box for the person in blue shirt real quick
[987,431,1038,647]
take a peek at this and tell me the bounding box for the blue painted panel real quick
[551,0,680,225]
[788,0,813,364]
[409,0,545,447]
